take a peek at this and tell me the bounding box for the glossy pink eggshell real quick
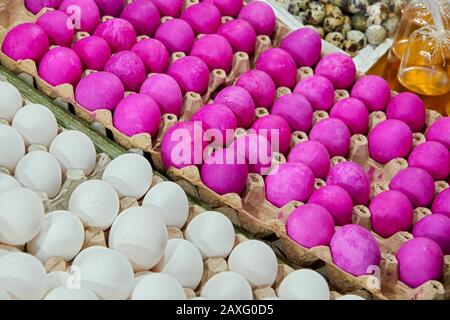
[140,74,183,116]
[94,18,137,52]
[192,104,237,145]
[59,0,100,33]
[214,86,255,129]
[229,133,273,175]
[113,94,161,137]
[190,34,233,72]
[150,0,184,17]
[396,237,444,288]
[238,0,276,36]
[131,39,169,74]
[271,93,313,132]
[280,27,322,67]
[386,92,425,132]
[351,75,391,111]
[309,118,350,157]
[389,167,435,207]
[426,117,450,149]
[368,119,413,164]
[256,48,297,88]
[72,35,111,70]
[408,141,450,180]
[288,141,330,179]
[181,3,222,34]
[308,185,353,226]
[104,50,146,92]
[251,115,291,155]
[330,98,369,135]
[154,19,195,53]
[286,204,335,248]
[202,0,242,17]
[294,75,335,111]
[217,19,256,55]
[265,162,315,207]
[36,10,74,47]
[75,71,124,111]
[432,188,450,217]
[167,56,210,95]
[236,70,276,109]
[120,0,160,36]
[315,53,356,90]
[330,224,381,276]
[25,0,62,14]
[93,0,124,17]
[38,47,82,86]
[326,161,370,205]
[413,214,450,255]
[2,23,49,62]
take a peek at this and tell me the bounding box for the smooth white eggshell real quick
[68,180,119,230]
[27,210,85,263]
[12,104,58,147]
[49,130,97,176]
[0,252,47,300]
[228,240,278,288]
[142,181,189,228]
[0,174,20,194]
[0,125,25,172]
[0,81,22,122]
[109,206,168,271]
[201,271,253,300]
[102,153,153,199]
[14,150,62,198]
[0,187,44,246]
[337,294,365,300]
[184,211,235,259]
[44,287,99,300]
[45,271,70,294]
[72,246,134,300]
[131,273,187,300]
[154,238,204,289]
[277,269,330,300]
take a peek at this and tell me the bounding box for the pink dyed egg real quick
[75,71,124,111]
[330,98,369,135]
[25,0,62,14]
[432,188,450,218]
[150,0,184,17]
[93,0,124,17]
[256,48,297,88]
[191,34,233,72]
[59,0,100,33]
[288,141,330,179]
[280,27,322,67]
[370,190,413,238]
[315,53,356,90]
[326,161,370,205]
[251,115,291,155]
[351,75,391,112]
[217,19,256,55]
[94,18,137,52]
[286,204,335,248]
[229,133,272,175]
[330,224,381,276]
[408,141,450,180]
[294,75,335,111]
[386,92,426,132]
[2,23,49,62]
[154,19,195,53]
[389,167,435,207]
[396,237,443,288]
[202,0,242,17]
[36,10,74,47]
[167,56,209,95]
[309,118,350,157]
[104,51,146,92]
[265,162,315,207]
[236,70,276,109]
[192,104,237,145]
[181,3,222,34]
[413,214,450,255]
[161,121,207,169]
[120,0,160,36]
[72,35,111,70]
[271,93,313,132]
[113,94,161,137]
[140,74,183,116]
[368,119,413,164]
[309,185,353,226]
[426,117,450,149]
[38,47,82,86]
[214,86,255,129]
[201,147,249,195]
[238,0,276,36]
[131,39,169,74]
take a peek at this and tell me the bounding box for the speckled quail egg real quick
[351,14,368,32]
[323,13,345,33]
[383,13,400,37]
[324,3,343,16]
[346,0,369,14]
[342,15,352,35]
[329,0,348,9]
[344,39,360,56]
[305,1,326,26]
[367,3,389,26]
[296,11,308,24]
[288,0,309,15]
[325,31,345,49]
[347,30,367,48]
[365,24,387,45]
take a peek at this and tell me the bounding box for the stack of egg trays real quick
[1,1,449,300]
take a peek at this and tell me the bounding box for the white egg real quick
[0,173,20,194]
[45,271,71,294]
[68,180,119,230]
[0,289,11,300]
[133,271,153,287]
[277,269,330,300]
[72,246,134,300]
[27,210,85,263]
[102,153,153,199]
[44,287,99,300]
[0,187,44,245]
[14,151,62,198]
[131,273,186,300]
[12,104,58,147]
[0,81,22,122]
[108,206,168,271]
[201,271,253,300]
[228,240,278,288]
[154,238,204,290]
[49,130,96,176]
[0,252,47,300]
[337,294,365,300]
[0,125,25,172]
[142,181,189,228]
[185,211,235,259]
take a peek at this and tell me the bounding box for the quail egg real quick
[325,31,345,49]
[383,13,400,37]
[305,1,326,26]
[351,14,368,32]
[365,24,387,45]
[346,0,369,14]
[323,14,345,32]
